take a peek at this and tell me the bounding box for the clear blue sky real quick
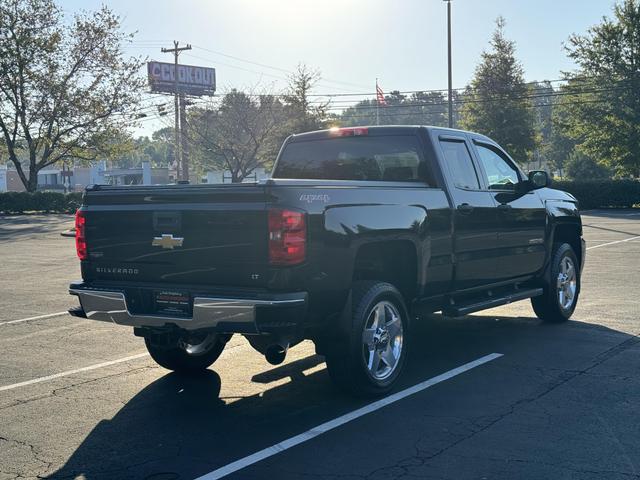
[59,0,618,135]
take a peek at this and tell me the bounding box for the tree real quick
[106,134,173,170]
[565,151,612,180]
[282,64,328,133]
[543,97,579,177]
[182,65,328,183]
[562,0,640,177]
[339,90,449,127]
[530,81,554,169]
[187,90,285,183]
[459,17,536,163]
[0,0,144,191]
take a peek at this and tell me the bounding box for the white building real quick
[205,168,269,184]
[1,161,170,192]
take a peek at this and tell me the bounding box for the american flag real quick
[376,82,387,106]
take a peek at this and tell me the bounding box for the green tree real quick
[459,17,536,163]
[106,134,173,170]
[530,81,554,168]
[0,0,144,191]
[543,97,579,178]
[339,90,448,127]
[282,64,328,133]
[562,0,640,177]
[565,151,612,180]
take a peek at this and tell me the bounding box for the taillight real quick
[75,209,88,261]
[268,208,306,266]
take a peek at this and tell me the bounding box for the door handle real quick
[496,203,512,211]
[457,203,474,215]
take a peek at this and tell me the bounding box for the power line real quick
[191,45,372,90]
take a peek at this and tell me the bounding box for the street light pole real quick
[445,0,453,129]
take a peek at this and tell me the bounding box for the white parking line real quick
[0,311,68,327]
[0,341,251,393]
[195,352,504,480]
[586,235,640,251]
[0,353,149,393]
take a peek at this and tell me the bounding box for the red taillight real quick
[75,209,88,261]
[268,208,306,266]
[330,127,369,137]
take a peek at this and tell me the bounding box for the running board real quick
[443,288,543,317]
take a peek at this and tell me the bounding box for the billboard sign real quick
[147,61,216,96]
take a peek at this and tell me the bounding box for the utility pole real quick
[444,0,453,129]
[376,78,379,126]
[161,41,191,181]
[179,94,189,182]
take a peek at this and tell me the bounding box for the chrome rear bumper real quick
[69,288,306,333]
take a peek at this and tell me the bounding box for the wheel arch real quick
[551,222,583,271]
[351,240,419,303]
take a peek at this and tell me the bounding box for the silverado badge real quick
[152,234,184,249]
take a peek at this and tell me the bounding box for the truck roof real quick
[288,125,494,143]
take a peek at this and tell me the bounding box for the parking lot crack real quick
[448,453,640,479]
[361,334,640,478]
[0,435,53,478]
[0,365,156,412]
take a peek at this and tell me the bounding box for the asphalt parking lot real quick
[1,210,639,480]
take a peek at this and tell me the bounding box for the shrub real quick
[552,179,640,210]
[0,192,83,214]
[564,152,611,180]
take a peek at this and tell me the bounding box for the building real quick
[0,162,170,192]
[205,168,269,184]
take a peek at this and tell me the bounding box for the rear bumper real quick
[69,284,307,333]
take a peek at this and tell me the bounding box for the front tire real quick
[325,281,409,396]
[531,243,580,323]
[145,332,228,373]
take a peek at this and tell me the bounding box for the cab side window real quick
[475,143,521,191]
[439,140,480,190]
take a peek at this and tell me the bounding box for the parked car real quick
[69,126,585,396]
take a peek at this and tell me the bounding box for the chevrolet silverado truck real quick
[69,126,585,396]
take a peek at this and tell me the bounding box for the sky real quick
[58,0,619,136]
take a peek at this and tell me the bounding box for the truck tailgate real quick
[82,184,269,288]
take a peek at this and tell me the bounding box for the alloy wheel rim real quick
[557,256,577,311]
[180,333,218,356]
[362,300,404,381]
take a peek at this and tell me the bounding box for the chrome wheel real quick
[557,256,577,311]
[179,333,219,356]
[362,301,404,381]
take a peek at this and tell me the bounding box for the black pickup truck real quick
[69,126,585,396]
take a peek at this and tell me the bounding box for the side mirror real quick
[528,170,550,189]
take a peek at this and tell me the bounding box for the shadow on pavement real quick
[0,214,73,241]
[47,313,639,480]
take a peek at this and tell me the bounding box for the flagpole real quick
[376,78,379,125]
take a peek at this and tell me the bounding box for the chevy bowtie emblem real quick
[152,234,184,249]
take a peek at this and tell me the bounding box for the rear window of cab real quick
[273,135,432,184]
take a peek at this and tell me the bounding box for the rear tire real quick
[145,332,228,373]
[325,281,409,397]
[531,243,580,323]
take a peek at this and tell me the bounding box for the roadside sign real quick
[147,61,216,96]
